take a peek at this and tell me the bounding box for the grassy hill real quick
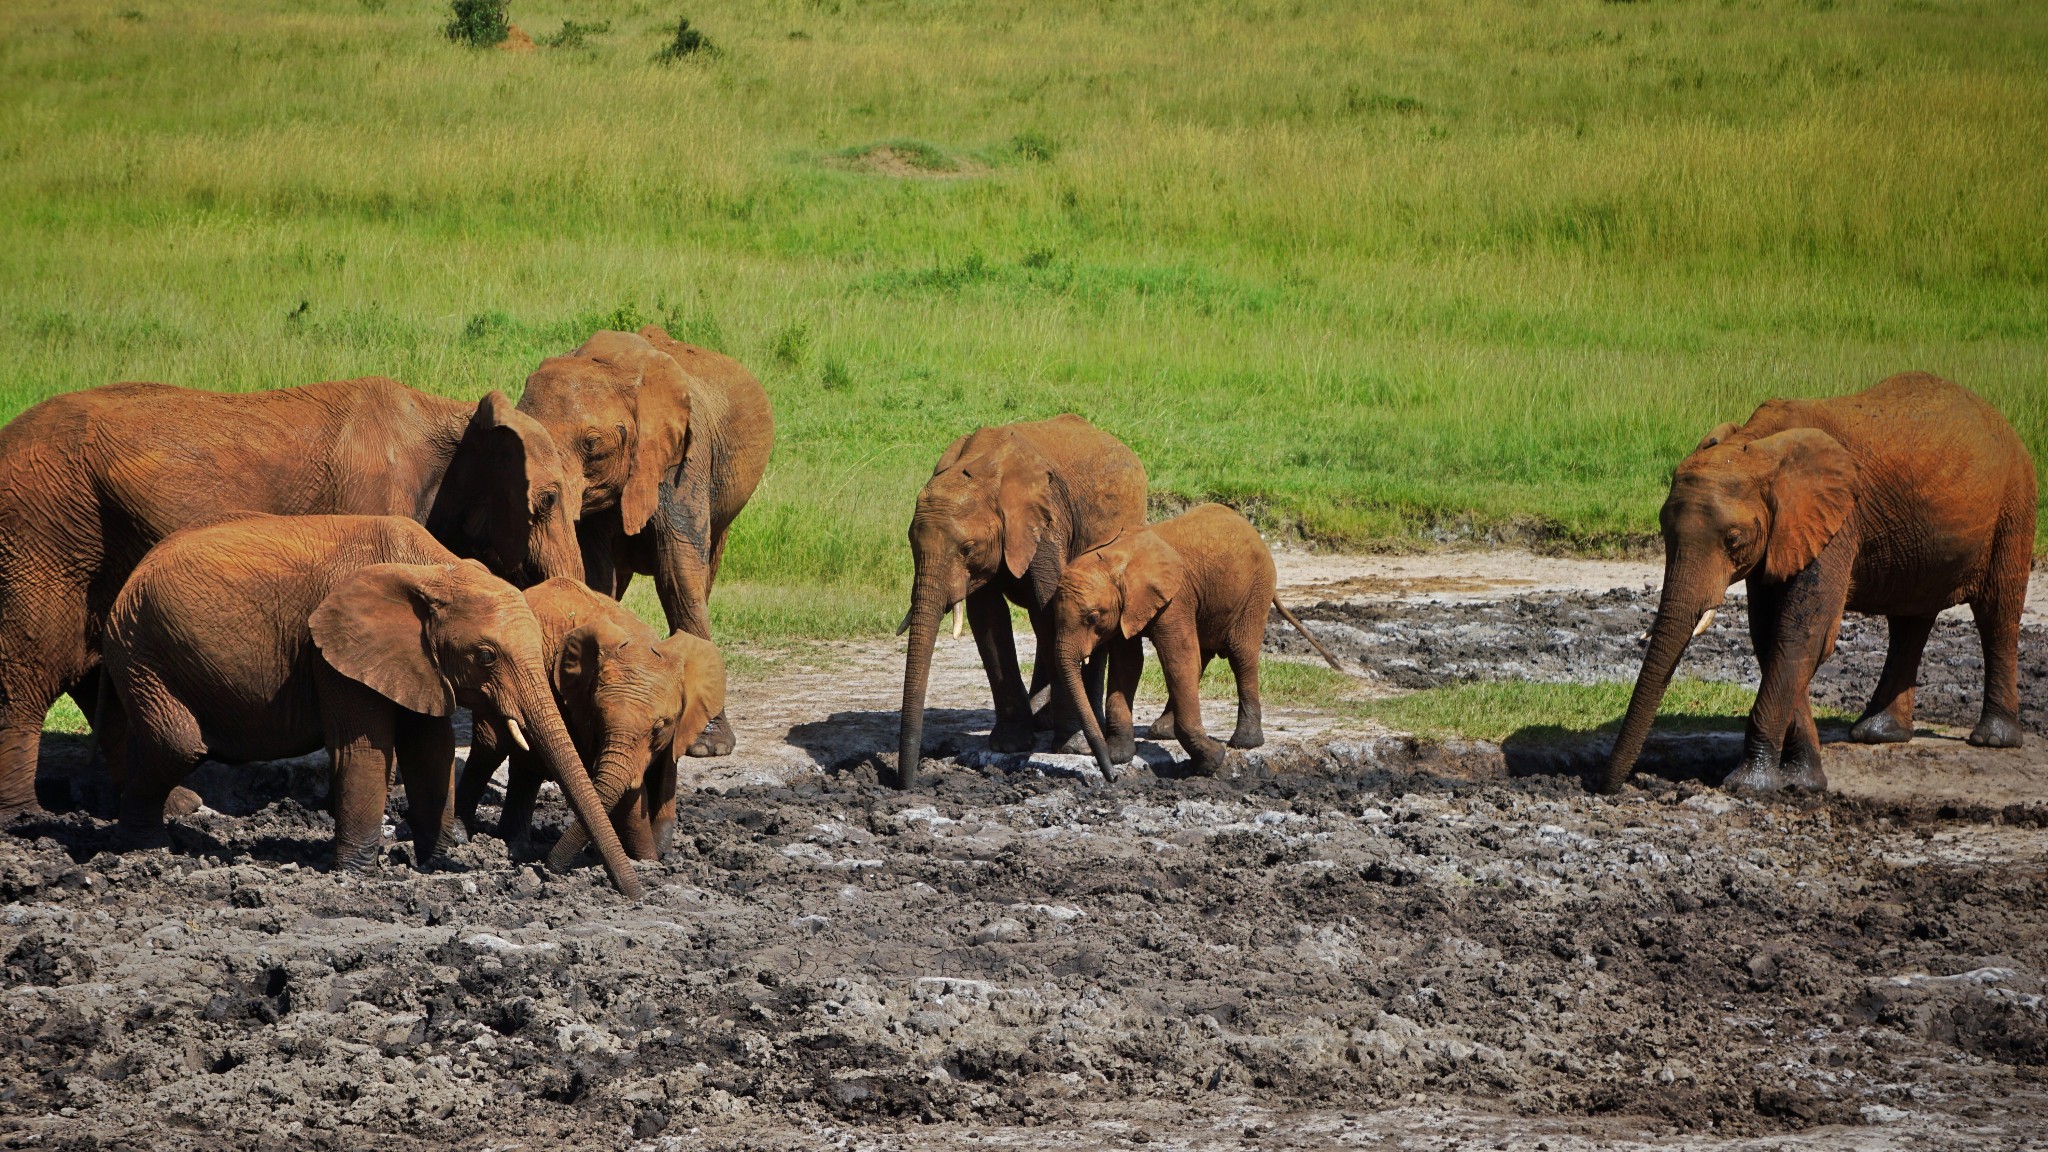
[3,0,2043,641]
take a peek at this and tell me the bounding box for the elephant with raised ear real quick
[0,378,585,821]
[516,326,771,759]
[97,515,641,896]
[897,415,1148,788]
[454,578,724,865]
[1603,373,2035,796]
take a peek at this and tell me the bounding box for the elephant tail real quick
[1272,599,1345,672]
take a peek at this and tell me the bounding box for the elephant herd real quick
[0,349,2033,900]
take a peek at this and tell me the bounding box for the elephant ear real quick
[624,336,693,538]
[933,433,972,475]
[309,564,456,717]
[1752,428,1858,582]
[657,631,726,753]
[1694,422,1742,452]
[998,463,1056,582]
[1114,531,1187,640]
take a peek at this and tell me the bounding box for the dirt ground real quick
[2,549,2044,1151]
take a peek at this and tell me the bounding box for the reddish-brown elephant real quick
[0,379,585,820]
[516,326,771,758]
[455,578,723,865]
[98,515,640,896]
[1047,504,1342,780]
[897,415,1148,787]
[1604,373,2036,795]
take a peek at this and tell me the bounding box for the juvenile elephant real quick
[97,515,641,896]
[897,415,1149,787]
[0,379,585,819]
[1049,504,1342,780]
[516,326,771,758]
[454,578,723,865]
[1604,373,2036,795]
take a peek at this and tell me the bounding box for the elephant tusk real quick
[895,609,912,636]
[503,716,531,752]
[1691,609,1717,638]
[952,601,966,638]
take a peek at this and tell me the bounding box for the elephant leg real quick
[1968,582,2026,749]
[650,481,736,759]
[613,786,657,861]
[113,692,206,852]
[1726,542,1851,795]
[1851,615,1934,744]
[0,693,58,820]
[497,750,545,849]
[646,748,679,859]
[394,713,458,864]
[1104,636,1142,766]
[453,716,507,834]
[1154,620,1225,776]
[969,585,1034,753]
[1227,650,1264,750]
[1780,696,1827,793]
[315,666,399,873]
[578,518,623,600]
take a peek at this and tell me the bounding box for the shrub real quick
[656,17,713,63]
[445,0,510,48]
[541,19,609,49]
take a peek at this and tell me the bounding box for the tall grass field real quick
[4,0,2044,645]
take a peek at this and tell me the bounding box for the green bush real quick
[541,19,609,49]
[444,0,509,48]
[656,17,713,62]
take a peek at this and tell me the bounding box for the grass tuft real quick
[1351,679,1856,745]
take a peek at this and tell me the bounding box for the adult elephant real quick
[515,326,772,757]
[897,415,1148,788]
[0,379,584,819]
[1601,373,2036,796]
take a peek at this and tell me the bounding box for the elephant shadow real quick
[1500,714,1859,788]
[786,708,996,775]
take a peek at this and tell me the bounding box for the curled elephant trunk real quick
[544,737,648,873]
[896,579,953,790]
[1058,645,1117,783]
[1600,572,1725,794]
[516,669,643,899]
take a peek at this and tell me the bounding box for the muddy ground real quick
[1,552,2044,1151]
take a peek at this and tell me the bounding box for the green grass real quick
[4,0,2045,654]
[1352,677,1858,745]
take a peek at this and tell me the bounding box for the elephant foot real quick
[164,787,204,817]
[1146,711,1178,741]
[332,837,384,874]
[1183,737,1228,779]
[1107,732,1136,766]
[1048,728,1092,756]
[1227,725,1264,750]
[439,818,470,847]
[685,713,736,758]
[987,718,1036,755]
[1030,701,1059,732]
[1849,711,1914,745]
[0,801,48,826]
[1968,712,2025,749]
[1720,756,1786,795]
[1781,747,1829,794]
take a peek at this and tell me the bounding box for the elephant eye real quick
[477,645,498,667]
[583,429,607,454]
[535,489,557,515]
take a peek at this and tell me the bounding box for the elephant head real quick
[1051,532,1185,778]
[309,561,644,898]
[898,428,1071,781]
[1600,426,1858,792]
[426,391,587,588]
[516,330,692,537]
[517,580,724,866]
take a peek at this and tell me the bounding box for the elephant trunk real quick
[514,668,643,898]
[1058,641,1117,782]
[544,735,648,873]
[528,515,586,587]
[896,571,953,789]
[1600,561,1728,793]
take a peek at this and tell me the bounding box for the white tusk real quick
[952,602,966,638]
[1691,609,1717,638]
[503,716,531,752]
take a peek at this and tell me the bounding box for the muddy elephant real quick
[455,578,723,866]
[1048,504,1342,780]
[516,326,771,758]
[0,378,585,820]
[897,415,1149,787]
[1603,373,2036,795]
[98,515,640,896]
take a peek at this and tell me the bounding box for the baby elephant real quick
[99,515,643,897]
[455,579,723,866]
[1050,503,1341,780]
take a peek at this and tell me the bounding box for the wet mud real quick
[2,584,2044,1149]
